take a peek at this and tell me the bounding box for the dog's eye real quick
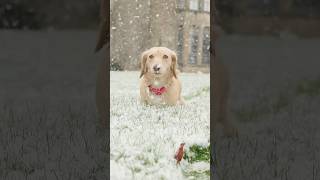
[163,55,168,59]
[149,55,154,59]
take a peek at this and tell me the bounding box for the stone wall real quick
[110,0,210,72]
[110,0,179,70]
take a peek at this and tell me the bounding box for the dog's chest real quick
[146,88,166,105]
[149,95,165,104]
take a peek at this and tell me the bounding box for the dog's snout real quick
[153,64,161,71]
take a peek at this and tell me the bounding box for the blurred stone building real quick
[0,0,100,29]
[176,0,210,73]
[216,0,320,37]
[110,0,210,72]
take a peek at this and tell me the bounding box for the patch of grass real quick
[272,92,291,113]
[183,170,210,179]
[0,103,109,179]
[295,78,320,97]
[184,86,210,101]
[184,144,210,163]
[182,144,210,180]
[235,93,291,122]
[235,77,320,122]
[235,102,269,122]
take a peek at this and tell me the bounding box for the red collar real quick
[148,85,166,96]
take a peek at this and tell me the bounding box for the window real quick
[189,28,199,64]
[189,0,199,11]
[202,27,210,64]
[177,0,185,9]
[203,0,210,12]
[177,27,184,66]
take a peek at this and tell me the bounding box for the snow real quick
[110,71,210,180]
[213,35,320,180]
[188,162,210,172]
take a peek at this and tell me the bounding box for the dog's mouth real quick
[153,72,162,76]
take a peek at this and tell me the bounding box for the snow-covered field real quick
[0,30,108,179]
[110,71,210,180]
[2,30,320,180]
[213,35,320,180]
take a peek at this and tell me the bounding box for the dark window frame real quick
[189,27,199,65]
[202,26,210,64]
[177,26,184,67]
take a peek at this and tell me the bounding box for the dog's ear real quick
[170,50,178,78]
[139,50,149,78]
[95,0,108,52]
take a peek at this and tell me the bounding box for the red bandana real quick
[148,85,166,96]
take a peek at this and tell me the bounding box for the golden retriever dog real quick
[139,47,185,105]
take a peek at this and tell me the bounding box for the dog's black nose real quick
[153,65,160,71]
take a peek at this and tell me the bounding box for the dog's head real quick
[139,47,177,79]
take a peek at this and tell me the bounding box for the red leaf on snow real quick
[174,143,185,164]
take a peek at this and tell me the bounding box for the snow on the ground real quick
[213,35,320,180]
[110,71,210,180]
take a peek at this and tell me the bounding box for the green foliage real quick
[111,62,124,71]
[182,144,210,179]
[184,86,210,100]
[235,77,320,122]
[184,144,210,163]
[183,170,210,179]
[295,78,320,97]
[235,100,269,122]
[272,92,290,113]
